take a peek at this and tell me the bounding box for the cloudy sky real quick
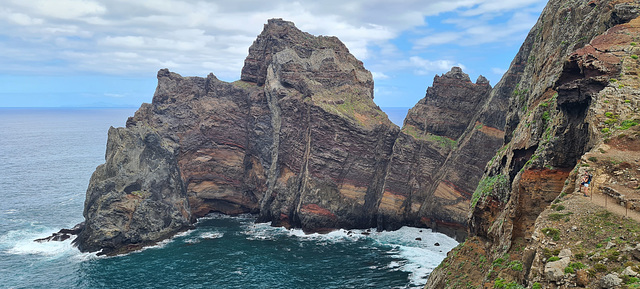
[0,0,547,108]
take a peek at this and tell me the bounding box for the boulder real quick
[544,257,571,282]
[600,273,622,288]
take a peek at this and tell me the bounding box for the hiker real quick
[581,172,592,197]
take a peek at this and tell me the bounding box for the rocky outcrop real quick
[74,126,191,255]
[426,0,640,287]
[380,67,503,239]
[72,19,500,255]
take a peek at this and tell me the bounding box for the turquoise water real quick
[0,108,454,288]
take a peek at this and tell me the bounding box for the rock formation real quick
[426,0,640,287]
[71,19,502,255]
[380,67,503,239]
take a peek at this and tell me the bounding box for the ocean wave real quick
[0,227,80,259]
[184,231,224,244]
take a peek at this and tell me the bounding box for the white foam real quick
[239,221,457,287]
[366,227,458,288]
[184,231,224,244]
[0,228,80,260]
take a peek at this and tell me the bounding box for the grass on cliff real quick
[471,174,509,208]
[401,124,457,150]
[313,87,388,128]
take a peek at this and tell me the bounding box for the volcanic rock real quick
[74,19,500,255]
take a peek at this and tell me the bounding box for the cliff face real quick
[74,19,501,255]
[426,0,640,287]
[380,68,504,238]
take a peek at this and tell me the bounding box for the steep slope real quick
[426,0,640,287]
[72,19,500,255]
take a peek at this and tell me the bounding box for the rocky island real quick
[64,18,505,256]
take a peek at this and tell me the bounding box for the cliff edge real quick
[426,0,640,287]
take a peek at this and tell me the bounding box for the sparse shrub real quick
[575,253,585,260]
[588,157,598,162]
[542,111,550,123]
[610,78,618,83]
[602,127,610,133]
[548,256,560,262]
[565,267,575,274]
[531,283,541,289]
[626,99,632,103]
[509,261,523,272]
[570,262,586,270]
[549,212,573,221]
[623,275,640,284]
[595,263,608,272]
[632,42,638,46]
[606,112,614,118]
[620,120,638,130]
[555,205,566,211]
[632,55,639,60]
[542,228,561,241]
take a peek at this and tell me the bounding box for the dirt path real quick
[583,190,640,222]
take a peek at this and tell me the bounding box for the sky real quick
[0,0,547,108]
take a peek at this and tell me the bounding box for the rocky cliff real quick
[72,19,502,255]
[380,68,503,239]
[426,0,640,287]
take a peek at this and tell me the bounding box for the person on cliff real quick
[581,172,592,197]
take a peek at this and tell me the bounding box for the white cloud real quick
[372,72,390,80]
[491,67,507,75]
[409,57,465,75]
[414,32,462,49]
[0,0,545,81]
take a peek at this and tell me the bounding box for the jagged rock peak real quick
[442,66,471,82]
[241,18,356,86]
[476,75,490,85]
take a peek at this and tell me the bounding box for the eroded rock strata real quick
[426,0,640,287]
[73,19,503,255]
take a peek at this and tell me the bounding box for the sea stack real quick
[73,18,504,255]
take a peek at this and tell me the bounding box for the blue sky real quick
[0,0,547,108]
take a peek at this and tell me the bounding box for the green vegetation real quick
[426,134,457,150]
[632,42,637,46]
[610,78,618,83]
[623,276,640,285]
[494,278,524,289]
[548,256,560,262]
[569,262,586,270]
[594,263,608,272]
[626,99,632,103]
[531,283,541,289]
[509,261,523,272]
[542,228,561,241]
[542,111,550,123]
[632,55,639,60]
[471,174,509,208]
[402,126,457,150]
[588,157,598,162]
[549,212,573,221]
[620,119,638,130]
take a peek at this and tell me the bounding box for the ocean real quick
[0,107,456,289]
